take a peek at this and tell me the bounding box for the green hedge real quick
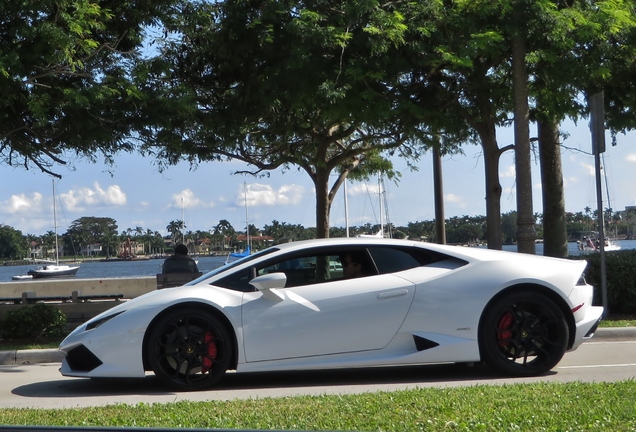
[572,249,636,315]
[0,303,67,341]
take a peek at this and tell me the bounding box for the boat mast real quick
[344,178,350,238]
[244,182,250,250]
[378,175,384,238]
[601,154,617,239]
[52,179,59,265]
[181,197,186,246]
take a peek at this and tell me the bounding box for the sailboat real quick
[577,154,622,254]
[357,175,391,238]
[13,180,80,280]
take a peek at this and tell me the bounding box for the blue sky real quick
[1,120,635,236]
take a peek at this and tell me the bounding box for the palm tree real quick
[214,219,235,251]
[41,230,57,260]
[166,220,185,245]
[584,206,592,230]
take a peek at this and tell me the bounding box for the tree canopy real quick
[5,0,636,249]
[140,0,470,238]
[0,224,27,259]
[0,0,177,177]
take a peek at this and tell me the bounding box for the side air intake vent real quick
[66,344,103,372]
[413,335,440,351]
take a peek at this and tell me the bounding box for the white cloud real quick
[171,189,214,210]
[564,176,577,187]
[445,193,463,203]
[444,193,467,209]
[347,182,380,197]
[59,182,127,212]
[627,153,636,163]
[500,165,516,178]
[581,162,595,176]
[0,192,44,215]
[242,183,306,207]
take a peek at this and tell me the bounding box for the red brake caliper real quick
[498,312,514,347]
[202,331,217,372]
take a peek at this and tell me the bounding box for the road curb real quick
[1,328,634,366]
[593,326,636,341]
[0,348,64,366]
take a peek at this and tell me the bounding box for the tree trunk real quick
[433,145,446,244]
[512,29,536,254]
[314,169,332,239]
[538,117,568,257]
[479,126,503,250]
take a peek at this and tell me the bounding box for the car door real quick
[241,251,416,362]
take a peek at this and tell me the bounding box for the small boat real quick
[12,180,80,280]
[577,233,621,254]
[225,246,251,264]
[12,274,34,281]
[27,263,80,279]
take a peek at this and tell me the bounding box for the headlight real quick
[85,311,125,330]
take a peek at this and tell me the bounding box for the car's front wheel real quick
[479,291,568,377]
[146,307,231,391]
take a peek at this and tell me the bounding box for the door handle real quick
[377,289,409,299]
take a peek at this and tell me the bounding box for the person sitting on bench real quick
[162,244,199,274]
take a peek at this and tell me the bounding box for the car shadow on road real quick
[11,362,556,399]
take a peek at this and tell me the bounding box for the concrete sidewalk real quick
[1,327,634,366]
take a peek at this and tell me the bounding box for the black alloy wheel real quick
[479,291,569,377]
[147,307,232,391]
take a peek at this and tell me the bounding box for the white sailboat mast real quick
[378,176,384,237]
[181,197,185,245]
[244,182,250,250]
[344,178,350,238]
[52,180,59,265]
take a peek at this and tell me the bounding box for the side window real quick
[256,254,344,288]
[214,268,255,292]
[367,247,422,274]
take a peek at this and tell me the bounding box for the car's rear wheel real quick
[479,291,568,377]
[147,307,231,391]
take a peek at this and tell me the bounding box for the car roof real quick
[270,237,575,265]
[272,237,418,251]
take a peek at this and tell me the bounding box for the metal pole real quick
[590,92,608,317]
[594,152,608,317]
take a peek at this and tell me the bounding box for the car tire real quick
[146,307,232,391]
[479,291,568,377]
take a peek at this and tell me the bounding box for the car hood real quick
[84,283,244,324]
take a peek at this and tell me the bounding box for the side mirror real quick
[249,273,287,301]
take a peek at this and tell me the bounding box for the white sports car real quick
[59,238,603,390]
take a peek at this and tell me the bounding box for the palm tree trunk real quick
[479,125,503,250]
[512,26,536,254]
[538,117,568,257]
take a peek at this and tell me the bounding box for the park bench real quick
[156,272,203,289]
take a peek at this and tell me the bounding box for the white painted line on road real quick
[559,363,636,369]
[585,340,636,345]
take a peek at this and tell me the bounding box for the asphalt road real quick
[1,329,635,409]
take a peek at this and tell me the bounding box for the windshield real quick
[185,247,280,285]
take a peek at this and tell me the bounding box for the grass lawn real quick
[0,381,635,430]
[1,317,634,430]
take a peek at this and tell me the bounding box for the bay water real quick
[2,240,635,282]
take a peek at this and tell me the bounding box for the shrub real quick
[0,303,67,341]
[573,249,636,314]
